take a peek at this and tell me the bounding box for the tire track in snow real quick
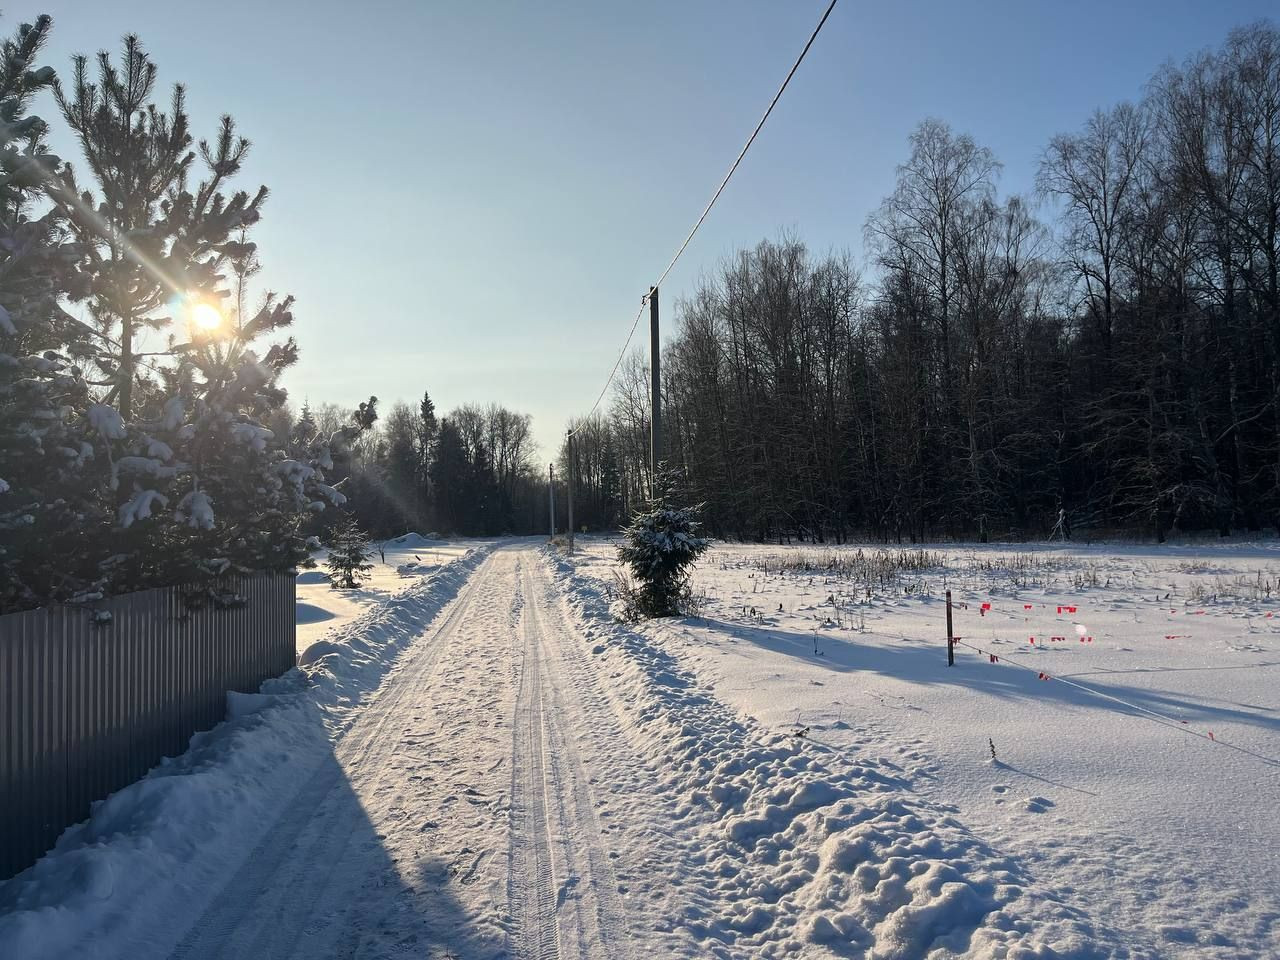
[533,553,728,955]
[168,547,500,960]
[508,557,562,960]
[523,562,641,959]
[507,559,636,959]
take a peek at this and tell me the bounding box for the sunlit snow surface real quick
[566,537,1280,957]
[294,533,473,655]
[1,536,1276,958]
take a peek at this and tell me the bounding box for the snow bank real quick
[293,537,474,655]
[387,532,447,548]
[0,546,490,959]
[548,549,1117,958]
[0,679,324,959]
[299,547,485,719]
[395,560,439,576]
[294,600,336,625]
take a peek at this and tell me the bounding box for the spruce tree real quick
[291,400,316,452]
[429,418,469,535]
[418,390,437,524]
[325,516,373,589]
[616,472,711,618]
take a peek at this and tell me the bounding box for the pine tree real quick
[352,395,378,432]
[616,472,711,618]
[51,35,267,419]
[0,15,112,610]
[1,23,349,611]
[325,515,373,589]
[150,297,346,584]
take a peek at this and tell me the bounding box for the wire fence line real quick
[569,0,840,433]
[945,635,1280,768]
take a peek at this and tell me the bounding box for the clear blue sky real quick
[26,0,1277,459]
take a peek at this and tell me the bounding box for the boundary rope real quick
[949,636,1280,768]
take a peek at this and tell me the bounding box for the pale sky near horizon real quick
[25,0,1278,460]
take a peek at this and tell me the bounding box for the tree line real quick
[562,22,1280,544]
[297,394,548,539]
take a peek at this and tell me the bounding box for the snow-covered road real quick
[165,545,645,959]
[508,559,636,959]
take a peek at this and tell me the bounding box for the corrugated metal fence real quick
[0,574,295,880]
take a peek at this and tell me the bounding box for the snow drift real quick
[547,548,1119,958]
[0,546,488,959]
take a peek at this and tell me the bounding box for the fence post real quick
[946,589,954,666]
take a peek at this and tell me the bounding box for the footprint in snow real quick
[1023,796,1056,813]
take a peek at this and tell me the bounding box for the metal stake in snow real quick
[946,590,955,666]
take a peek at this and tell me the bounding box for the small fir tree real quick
[325,516,373,589]
[616,471,711,618]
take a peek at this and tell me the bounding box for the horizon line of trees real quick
[292,393,550,539]
[560,21,1280,544]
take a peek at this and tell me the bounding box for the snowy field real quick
[1,537,1277,958]
[568,537,1280,957]
[295,532,475,654]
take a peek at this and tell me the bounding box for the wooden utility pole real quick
[946,590,954,666]
[566,432,576,555]
[649,285,661,494]
[548,463,555,540]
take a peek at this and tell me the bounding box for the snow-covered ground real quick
[295,532,473,654]
[567,537,1280,957]
[1,537,1277,958]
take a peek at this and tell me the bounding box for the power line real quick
[650,0,839,296]
[569,300,647,435]
[569,0,840,435]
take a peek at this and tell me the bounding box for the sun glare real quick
[191,302,223,331]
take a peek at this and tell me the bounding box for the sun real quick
[191,301,223,331]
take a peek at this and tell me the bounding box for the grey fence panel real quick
[0,574,296,881]
[0,627,11,867]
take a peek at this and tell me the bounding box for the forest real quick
[555,22,1280,543]
[306,394,548,539]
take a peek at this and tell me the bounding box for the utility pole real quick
[548,463,555,540]
[566,432,576,555]
[649,285,661,494]
[946,590,954,666]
